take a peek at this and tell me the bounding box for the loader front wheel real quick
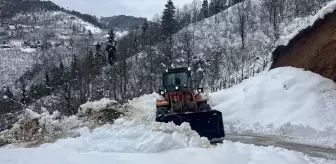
[199,103,211,112]
[156,107,170,118]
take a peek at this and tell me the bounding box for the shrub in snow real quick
[78,98,126,125]
[0,111,24,132]
[0,109,82,145]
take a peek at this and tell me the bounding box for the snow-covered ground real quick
[1,140,334,164]
[210,67,336,147]
[1,79,336,164]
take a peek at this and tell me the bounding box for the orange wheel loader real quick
[155,67,225,143]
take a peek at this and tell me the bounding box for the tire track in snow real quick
[225,133,336,160]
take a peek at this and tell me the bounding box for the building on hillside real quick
[270,3,336,82]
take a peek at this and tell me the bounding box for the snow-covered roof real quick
[272,0,336,59]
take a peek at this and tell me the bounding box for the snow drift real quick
[210,67,336,147]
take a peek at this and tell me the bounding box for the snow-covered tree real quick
[106,29,117,66]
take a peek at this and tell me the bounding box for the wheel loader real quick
[155,67,225,143]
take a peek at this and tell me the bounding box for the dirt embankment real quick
[271,11,336,81]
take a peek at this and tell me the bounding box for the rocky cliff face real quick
[270,11,336,82]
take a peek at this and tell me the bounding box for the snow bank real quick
[276,0,336,47]
[210,67,336,147]
[1,140,334,164]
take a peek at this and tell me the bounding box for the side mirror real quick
[159,89,165,95]
[197,88,204,93]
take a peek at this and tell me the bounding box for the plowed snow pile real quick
[39,94,211,153]
[210,67,336,147]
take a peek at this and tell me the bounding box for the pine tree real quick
[161,0,177,67]
[142,18,149,46]
[4,87,13,100]
[93,42,105,74]
[58,61,65,87]
[45,72,50,88]
[70,54,80,82]
[19,79,28,105]
[201,0,209,18]
[209,0,223,16]
[161,0,177,38]
[85,50,94,79]
[209,0,216,16]
[106,29,117,66]
[44,72,52,95]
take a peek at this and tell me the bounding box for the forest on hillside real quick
[0,0,332,117]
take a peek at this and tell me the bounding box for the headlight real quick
[175,86,179,90]
[197,88,204,93]
[159,89,165,95]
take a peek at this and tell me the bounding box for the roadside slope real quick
[210,67,336,147]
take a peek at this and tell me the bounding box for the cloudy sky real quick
[51,0,195,19]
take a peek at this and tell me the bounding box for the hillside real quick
[0,10,103,90]
[14,0,331,116]
[270,1,336,82]
[115,0,332,99]
[100,15,147,30]
[0,0,101,28]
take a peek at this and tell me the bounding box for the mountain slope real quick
[100,15,146,30]
[121,0,329,97]
[0,10,103,90]
[0,0,101,28]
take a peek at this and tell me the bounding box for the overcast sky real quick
[51,0,195,19]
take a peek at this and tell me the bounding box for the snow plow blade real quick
[156,110,225,143]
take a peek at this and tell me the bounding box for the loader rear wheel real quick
[199,103,211,112]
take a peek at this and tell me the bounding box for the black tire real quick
[156,107,170,118]
[199,103,211,112]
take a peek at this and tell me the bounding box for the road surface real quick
[226,133,336,160]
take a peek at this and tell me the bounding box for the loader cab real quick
[162,67,193,93]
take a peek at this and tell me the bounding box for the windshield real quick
[164,72,191,91]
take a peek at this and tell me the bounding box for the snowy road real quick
[226,133,336,160]
[2,67,336,163]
